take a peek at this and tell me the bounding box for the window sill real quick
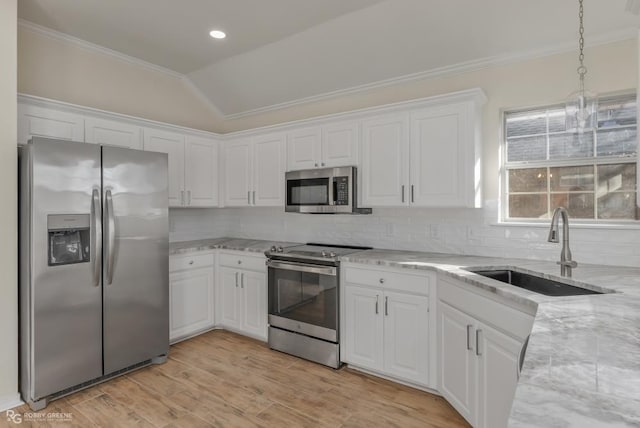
[491,221,640,230]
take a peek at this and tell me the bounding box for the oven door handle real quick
[266,260,337,276]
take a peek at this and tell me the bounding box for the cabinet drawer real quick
[170,253,214,272]
[219,252,266,272]
[344,265,431,295]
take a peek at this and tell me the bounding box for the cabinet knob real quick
[321,162,325,166]
[238,260,242,265]
[189,260,194,265]
[379,278,385,284]
[315,163,319,167]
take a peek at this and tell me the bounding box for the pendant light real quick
[565,0,597,134]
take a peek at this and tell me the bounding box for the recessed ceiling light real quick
[209,30,226,39]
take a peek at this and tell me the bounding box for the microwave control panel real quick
[334,176,349,205]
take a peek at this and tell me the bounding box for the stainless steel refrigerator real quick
[19,137,170,411]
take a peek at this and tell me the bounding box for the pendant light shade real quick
[565,0,597,133]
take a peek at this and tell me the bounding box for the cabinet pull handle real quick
[321,162,325,167]
[253,191,256,205]
[411,185,415,203]
[247,191,250,205]
[379,278,385,284]
[235,272,238,288]
[375,295,379,314]
[241,273,244,288]
[189,260,194,265]
[466,325,473,350]
[401,185,405,203]
[187,190,191,205]
[476,329,483,356]
[181,190,185,205]
[384,296,389,316]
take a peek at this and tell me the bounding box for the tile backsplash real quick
[170,200,640,267]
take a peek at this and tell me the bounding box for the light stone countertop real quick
[167,239,640,426]
[340,249,640,427]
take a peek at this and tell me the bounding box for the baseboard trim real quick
[0,393,23,412]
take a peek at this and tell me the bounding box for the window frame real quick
[500,92,638,225]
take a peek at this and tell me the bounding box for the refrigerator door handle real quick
[105,189,116,285]
[92,188,102,287]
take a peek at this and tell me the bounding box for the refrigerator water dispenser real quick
[47,214,90,266]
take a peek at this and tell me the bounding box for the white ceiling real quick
[18,0,640,118]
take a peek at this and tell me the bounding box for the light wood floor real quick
[3,330,469,428]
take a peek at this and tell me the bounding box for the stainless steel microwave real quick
[285,166,371,214]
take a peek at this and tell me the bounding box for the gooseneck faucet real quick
[547,207,578,277]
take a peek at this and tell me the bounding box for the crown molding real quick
[221,26,638,120]
[18,19,185,79]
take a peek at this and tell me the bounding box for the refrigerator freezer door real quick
[26,138,103,399]
[102,146,170,374]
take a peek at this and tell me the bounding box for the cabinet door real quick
[169,267,214,343]
[438,301,476,425]
[343,285,383,371]
[476,324,523,428]
[361,114,409,206]
[223,139,252,206]
[253,134,285,206]
[410,103,472,207]
[85,117,142,149]
[143,129,185,207]
[185,136,219,207]
[287,127,321,171]
[321,121,359,168]
[18,104,84,145]
[383,292,430,386]
[240,270,268,341]
[218,267,242,330]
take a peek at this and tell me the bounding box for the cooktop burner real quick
[266,243,372,263]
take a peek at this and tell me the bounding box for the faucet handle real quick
[557,260,578,268]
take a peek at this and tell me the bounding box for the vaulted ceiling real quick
[18,0,640,118]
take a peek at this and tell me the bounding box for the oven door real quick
[267,260,338,342]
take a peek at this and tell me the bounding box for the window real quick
[504,93,638,221]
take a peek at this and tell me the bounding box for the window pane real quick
[597,163,636,192]
[509,194,548,219]
[596,128,637,157]
[551,192,594,219]
[549,132,593,159]
[597,192,638,220]
[506,110,546,137]
[507,136,546,162]
[548,109,567,133]
[509,168,547,192]
[598,96,636,128]
[550,165,594,192]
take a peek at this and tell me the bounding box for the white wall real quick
[0,0,20,411]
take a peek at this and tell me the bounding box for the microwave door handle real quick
[330,178,337,206]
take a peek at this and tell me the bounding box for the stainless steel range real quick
[265,243,370,368]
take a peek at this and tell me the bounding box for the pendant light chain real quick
[577,0,587,92]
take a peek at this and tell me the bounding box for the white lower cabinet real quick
[217,252,268,341]
[342,265,433,388]
[438,275,533,428]
[169,253,215,343]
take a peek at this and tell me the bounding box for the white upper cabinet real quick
[143,128,185,207]
[361,114,410,206]
[287,122,359,171]
[287,127,321,170]
[253,133,285,206]
[360,92,484,208]
[224,139,252,207]
[224,134,285,207]
[18,104,84,145]
[85,117,142,149]
[185,136,219,207]
[410,102,477,207]
[322,120,359,168]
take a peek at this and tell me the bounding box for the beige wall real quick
[18,25,223,132]
[221,39,637,201]
[0,0,18,405]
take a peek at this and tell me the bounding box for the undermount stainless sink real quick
[470,269,604,297]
